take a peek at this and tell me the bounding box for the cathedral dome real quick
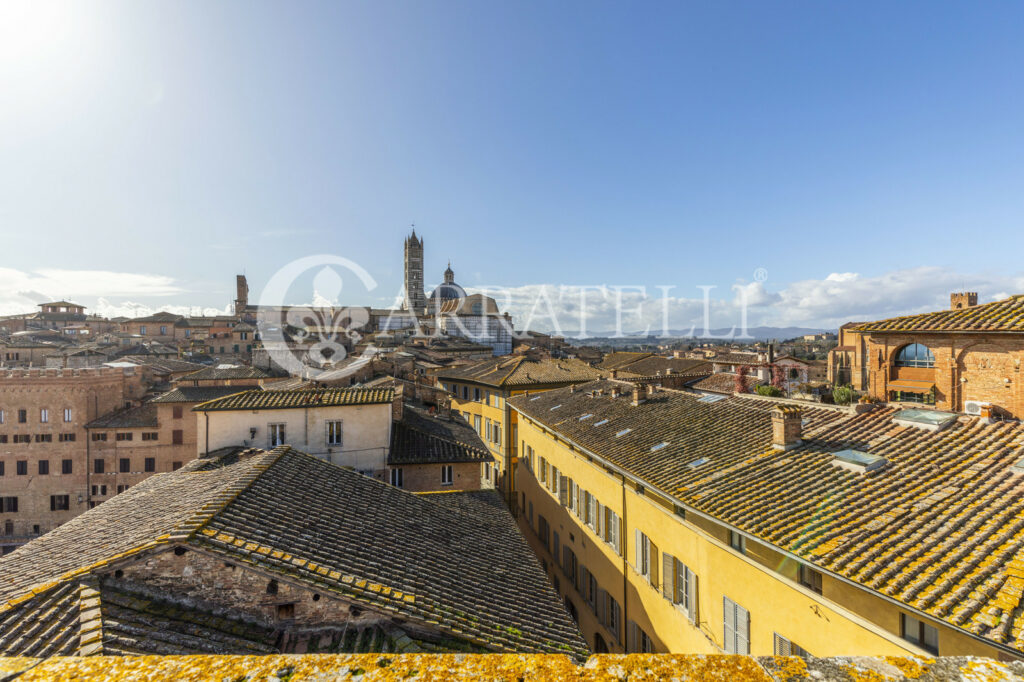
[429,262,466,302]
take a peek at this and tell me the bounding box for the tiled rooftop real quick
[193,387,394,411]
[509,380,1024,654]
[176,365,274,382]
[84,403,158,429]
[437,356,604,389]
[150,385,249,404]
[0,447,586,657]
[855,294,1024,333]
[690,372,761,395]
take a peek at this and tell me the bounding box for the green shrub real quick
[755,385,784,397]
[833,385,858,405]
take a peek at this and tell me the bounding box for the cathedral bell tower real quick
[403,230,427,312]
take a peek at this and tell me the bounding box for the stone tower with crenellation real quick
[403,230,427,312]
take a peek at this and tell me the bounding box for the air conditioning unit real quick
[964,400,990,416]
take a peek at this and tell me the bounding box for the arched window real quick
[895,343,935,368]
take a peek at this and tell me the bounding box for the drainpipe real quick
[620,470,629,653]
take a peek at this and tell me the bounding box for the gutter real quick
[508,402,1024,661]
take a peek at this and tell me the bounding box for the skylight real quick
[594,419,609,426]
[688,457,710,469]
[698,394,726,403]
[651,442,669,452]
[529,395,541,401]
[892,408,957,432]
[832,449,888,473]
[616,428,632,437]
[579,413,593,421]
[550,404,562,411]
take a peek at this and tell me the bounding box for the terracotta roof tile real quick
[856,295,1024,333]
[193,387,394,411]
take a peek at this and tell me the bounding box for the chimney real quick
[569,384,576,393]
[632,384,648,406]
[768,342,775,365]
[950,292,978,310]
[391,385,404,422]
[610,369,618,379]
[770,406,802,451]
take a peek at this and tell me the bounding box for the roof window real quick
[698,394,726,404]
[650,442,669,452]
[616,428,632,437]
[832,449,887,474]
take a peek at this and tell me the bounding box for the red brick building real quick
[0,367,147,552]
[828,292,1024,417]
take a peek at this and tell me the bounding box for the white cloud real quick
[0,267,188,317]
[467,267,1024,336]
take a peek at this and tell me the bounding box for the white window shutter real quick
[723,597,736,654]
[649,541,659,590]
[738,603,750,654]
[687,569,699,624]
[634,529,642,572]
[774,633,791,656]
[662,553,674,600]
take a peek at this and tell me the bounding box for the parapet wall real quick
[0,654,1021,681]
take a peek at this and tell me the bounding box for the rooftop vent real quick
[892,408,957,432]
[832,449,888,474]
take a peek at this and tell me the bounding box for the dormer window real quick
[895,344,935,368]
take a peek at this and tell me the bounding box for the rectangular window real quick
[50,495,70,511]
[0,409,4,424]
[16,461,27,476]
[38,460,49,475]
[474,387,480,401]
[62,459,72,474]
[17,409,27,423]
[633,529,659,588]
[729,530,746,554]
[441,464,453,486]
[562,545,578,589]
[91,432,107,441]
[473,415,481,434]
[40,408,48,423]
[58,432,76,442]
[0,462,4,475]
[139,325,146,335]
[144,457,155,472]
[662,554,699,624]
[116,432,133,442]
[723,596,750,654]
[390,468,403,488]
[63,408,72,422]
[627,621,654,653]
[799,564,823,595]
[326,420,343,446]
[14,434,30,444]
[172,405,183,419]
[773,633,810,658]
[172,429,183,445]
[119,458,131,473]
[607,595,621,642]
[269,423,286,447]
[172,461,182,470]
[34,434,52,443]
[160,325,168,335]
[142,432,158,441]
[2,497,18,513]
[901,614,939,654]
[94,459,105,474]
[537,514,549,548]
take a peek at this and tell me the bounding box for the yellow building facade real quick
[509,384,1022,661]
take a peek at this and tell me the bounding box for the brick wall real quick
[0,368,146,550]
[391,461,486,492]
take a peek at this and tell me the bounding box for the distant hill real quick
[560,326,832,344]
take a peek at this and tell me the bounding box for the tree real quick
[735,365,750,393]
[770,364,785,390]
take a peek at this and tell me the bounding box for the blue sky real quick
[2,1,1024,331]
